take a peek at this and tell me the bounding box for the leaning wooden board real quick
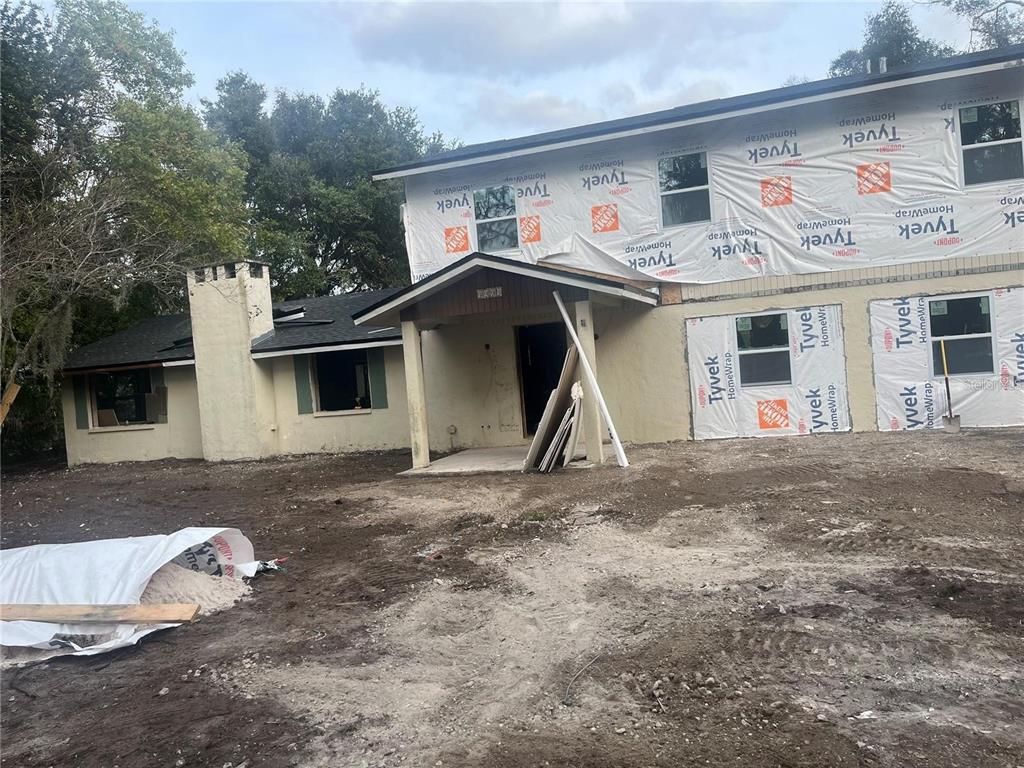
[0,604,200,623]
[523,345,579,470]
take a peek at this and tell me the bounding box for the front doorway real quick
[516,322,568,436]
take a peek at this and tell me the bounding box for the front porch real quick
[352,253,658,471]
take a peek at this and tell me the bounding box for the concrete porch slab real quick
[401,446,527,476]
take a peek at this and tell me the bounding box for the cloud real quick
[345,2,785,79]
[464,83,604,134]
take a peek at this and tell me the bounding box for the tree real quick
[0,0,248,445]
[920,0,1024,48]
[203,77,456,298]
[829,0,957,77]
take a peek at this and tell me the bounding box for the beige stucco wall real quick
[62,366,204,466]
[188,264,279,461]
[270,347,411,454]
[594,268,1024,442]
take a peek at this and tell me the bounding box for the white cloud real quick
[465,84,605,134]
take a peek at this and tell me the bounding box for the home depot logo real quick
[757,399,790,429]
[591,203,619,233]
[519,215,541,244]
[444,226,470,254]
[760,176,793,207]
[857,162,891,195]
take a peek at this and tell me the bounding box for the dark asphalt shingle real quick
[64,289,402,371]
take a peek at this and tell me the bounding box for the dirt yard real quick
[2,429,1022,768]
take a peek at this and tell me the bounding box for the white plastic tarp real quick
[870,287,1024,430]
[0,527,257,655]
[402,69,1023,284]
[687,304,851,439]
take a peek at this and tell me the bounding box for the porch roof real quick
[352,253,659,327]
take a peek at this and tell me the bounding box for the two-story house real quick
[61,46,1024,467]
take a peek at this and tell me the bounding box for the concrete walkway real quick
[400,446,527,476]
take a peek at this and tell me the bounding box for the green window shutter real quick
[367,347,388,409]
[72,375,90,429]
[294,355,314,414]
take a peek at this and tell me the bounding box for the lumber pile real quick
[0,603,201,623]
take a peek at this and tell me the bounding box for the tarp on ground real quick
[0,528,257,655]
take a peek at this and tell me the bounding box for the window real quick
[658,152,711,227]
[194,268,206,283]
[959,100,1023,186]
[91,369,152,426]
[249,262,264,278]
[314,350,371,411]
[223,262,236,278]
[473,185,518,252]
[736,313,791,386]
[929,295,994,375]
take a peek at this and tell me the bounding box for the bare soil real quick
[2,429,1022,768]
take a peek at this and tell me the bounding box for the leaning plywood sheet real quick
[0,528,258,656]
[524,345,579,470]
[0,604,200,624]
[540,401,576,473]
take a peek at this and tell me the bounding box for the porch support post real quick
[574,297,604,464]
[401,320,430,469]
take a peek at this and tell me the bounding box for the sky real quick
[131,0,975,146]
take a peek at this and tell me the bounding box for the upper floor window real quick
[959,100,1023,186]
[473,185,518,252]
[736,313,791,386]
[658,152,711,227]
[314,349,371,411]
[929,295,993,376]
[91,369,153,426]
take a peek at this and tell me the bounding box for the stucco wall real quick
[421,318,532,451]
[62,366,204,466]
[270,347,410,454]
[594,268,1024,442]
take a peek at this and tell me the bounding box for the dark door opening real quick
[517,322,568,436]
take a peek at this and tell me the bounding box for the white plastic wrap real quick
[402,69,1023,284]
[870,287,1024,430]
[0,528,258,655]
[686,305,851,439]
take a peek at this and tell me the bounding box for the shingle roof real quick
[373,45,1024,179]
[64,314,194,371]
[63,289,402,371]
[250,290,402,353]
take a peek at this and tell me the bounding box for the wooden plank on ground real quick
[523,345,579,470]
[0,603,200,623]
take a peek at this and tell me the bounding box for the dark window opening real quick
[959,100,1023,185]
[929,295,994,375]
[194,268,205,283]
[314,350,370,411]
[92,369,152,426]
[249,263,264,278]
[224,262,236,278]
[658,152,711,227]
[736,313,792,386]
[474,185,519,252]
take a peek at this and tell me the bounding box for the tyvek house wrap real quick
[402,70,1023,284]
[686,305,851,440]
[870,287,1024,430]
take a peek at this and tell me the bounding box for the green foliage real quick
[829,1,957,77]
[203,77,457,298]
[937,0,1024,48]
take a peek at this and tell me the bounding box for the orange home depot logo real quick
[519,215,541,244]
[444,226,470,254]
[760,176,793,208]
[591,203,620,233]
[757,399,790,430]
[857,161,891,195]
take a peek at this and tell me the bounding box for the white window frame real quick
[472,184,519,253]
[956,99,1023,190]
[735,311,792,388]
[925,290,997,379]
[311,350,372,414]
[657,150,713,231]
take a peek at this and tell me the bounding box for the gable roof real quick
[352,252,658,327]
[64,289,402,372]
[373,45,1024,180]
